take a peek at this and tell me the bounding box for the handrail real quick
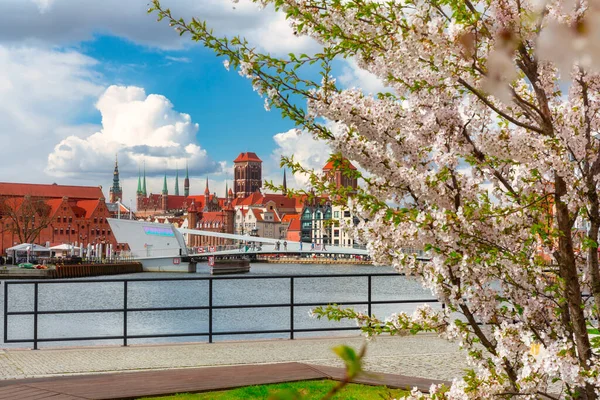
[3,273,439,350]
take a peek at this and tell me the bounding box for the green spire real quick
[225,181,228,198]
[136,166,142,195]
[174,168,180,196]
[162,171,168,195]
[142,162,147,196]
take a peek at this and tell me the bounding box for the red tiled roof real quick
[0,182,104,200]
[323,159,357,171]
[45,199,64,217]
[233,152,262,163]
[281,213,299,223]
[251,209,263,222]
[201,212,225,222]
[75,200,100,219]
[288,218,301,231]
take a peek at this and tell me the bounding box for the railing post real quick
[33,283,38,350]
[123,281,128,346]
[367,275,372,318]
[290,277,294,340]
[208,279,213,343]
[3,282,8,345]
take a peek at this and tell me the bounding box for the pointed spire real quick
[136,166,142,195]
[174,167,180,196]
[142,161,147,196]
[110,153,122,203]
[283,169,287,195]
[225,181,228,198]
[162,170,168,195]
[204,177,210,195]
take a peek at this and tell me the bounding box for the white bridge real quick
[178,228,369,257]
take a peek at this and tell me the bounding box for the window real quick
[94,218,97,224]
[68,217,72,223]
[334,240,339,245]
[344,211,351,218]
[334,230,339,237]
[60,228,63,235]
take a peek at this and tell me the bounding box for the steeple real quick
[184,161,190,197]
[109,154,122,203]
[203,177,210,212]
[142,162,147,196]
[225,181,228,198]
[136,166,142,195]
[162,171,168,195]
[174,168,180,196]
[282,169,287,195]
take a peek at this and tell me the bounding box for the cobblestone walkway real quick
[0,334,467,381]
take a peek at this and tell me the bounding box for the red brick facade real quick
[0,183,119,256]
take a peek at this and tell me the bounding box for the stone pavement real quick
[0,334,467,382]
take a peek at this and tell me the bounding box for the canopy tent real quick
[6,243,51,265]
[49,244,81,257]
[6,243,50,252]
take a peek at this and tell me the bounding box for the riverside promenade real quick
[0,334,467,398]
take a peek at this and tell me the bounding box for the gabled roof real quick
[76,200,101,218]
[233,152,262,163]
[251,208,263,222]
[0,182,104,200]
[45,198,64,217]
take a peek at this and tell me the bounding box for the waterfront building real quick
[300,200,332,247]
[0,182,121,256]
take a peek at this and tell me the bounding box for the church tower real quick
[109,155,123,203]
[203,177,210,212]
[233,152,262,199]
[174,168,180,196]
[282,169,287,195]
[184,162,190,197]
[161,171,168,211]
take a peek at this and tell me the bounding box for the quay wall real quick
[0,263,143,279]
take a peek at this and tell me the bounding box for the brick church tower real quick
[233,152,262,198]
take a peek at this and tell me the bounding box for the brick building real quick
[0,183,120,256]
[234,152,262,198]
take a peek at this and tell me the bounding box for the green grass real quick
[140,379,409,400]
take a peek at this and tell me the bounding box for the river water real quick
[1,263,439,349]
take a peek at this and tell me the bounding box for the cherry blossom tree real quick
[151,0,600,398]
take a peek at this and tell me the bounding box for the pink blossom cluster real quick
[217,0,600,398]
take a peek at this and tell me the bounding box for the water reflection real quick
[0,263,438,349]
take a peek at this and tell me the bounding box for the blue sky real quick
[78,34,292,163]
[0,0,382,206]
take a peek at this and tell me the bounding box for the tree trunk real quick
[555,176,596,399]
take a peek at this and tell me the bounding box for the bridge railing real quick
[3,273,440,349]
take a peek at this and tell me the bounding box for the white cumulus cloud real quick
[46,85,220,180]
[338,58,389,94]
[0,45,103,181]
[268,128,333,188]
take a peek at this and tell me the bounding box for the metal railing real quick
[3,273,439,350]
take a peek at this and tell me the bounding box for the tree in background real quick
[152,0,600,397]
[0,195,52,245]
